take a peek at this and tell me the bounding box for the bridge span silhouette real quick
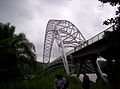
[43,19,118,81]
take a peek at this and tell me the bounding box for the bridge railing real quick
[87,25,114,45]
[50,24,115,63]
[75,24,115,51]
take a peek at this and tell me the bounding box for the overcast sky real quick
[0,0,117,62]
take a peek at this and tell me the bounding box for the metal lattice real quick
[43,20,86,74]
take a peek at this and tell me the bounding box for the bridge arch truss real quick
[43,20,86,74]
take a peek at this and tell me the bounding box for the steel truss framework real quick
[43,20,86,74]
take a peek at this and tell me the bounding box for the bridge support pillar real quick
[76,53,108,82]
[91,58,101,79]
[90,54,108,83]
[76,54,102,79]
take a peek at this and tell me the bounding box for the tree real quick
[98,0,120,26]
[98,0,120,88]
[0,22,36,82]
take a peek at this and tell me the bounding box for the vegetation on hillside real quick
[0,66,109,89]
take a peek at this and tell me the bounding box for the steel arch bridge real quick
[43,20,86,74]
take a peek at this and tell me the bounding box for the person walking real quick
[54,74,67,89]
[82,71,90,89]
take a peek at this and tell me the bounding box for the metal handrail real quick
[51,24,116,63]
[75,24,115,51]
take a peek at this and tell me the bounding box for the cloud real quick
[0,0,117,62]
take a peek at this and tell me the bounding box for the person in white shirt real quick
[54,74,67,89]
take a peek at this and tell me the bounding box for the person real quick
[63,77,68,89]
[54,74,67,89]
[82,71,90,89]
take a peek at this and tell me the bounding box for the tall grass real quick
[0,67,109,89]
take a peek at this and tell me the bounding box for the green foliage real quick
[0,66,109,89]
[98,0,120,6]
[102,28,120,88]
[99,0,120,26]
[0,22,36,82]
[97,0,120,88]
[0,67,81,89]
